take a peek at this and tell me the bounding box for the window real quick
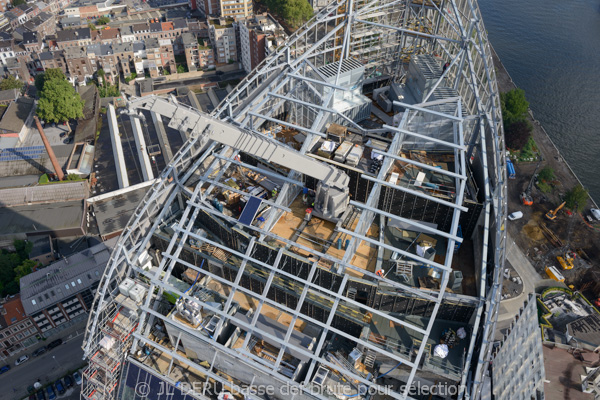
[71,282,76,287]
[44,293,49,300]
[77,279,82,285]
[32,299,36,305]
[65,284,70,290]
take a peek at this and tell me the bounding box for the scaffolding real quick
[82,294,140,400]
[82,0,508,399]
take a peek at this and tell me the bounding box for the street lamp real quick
[52,355,60,369]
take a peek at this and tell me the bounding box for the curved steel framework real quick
[82,0,507,399]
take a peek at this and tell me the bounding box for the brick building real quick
[0,295,41,361]
[208,18,237,64]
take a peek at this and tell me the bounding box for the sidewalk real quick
[1,319,88,367]
[497,233,543,322]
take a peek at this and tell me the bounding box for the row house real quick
[112,42,135,77]
[181,32,214,71]
[5,8,29,29]
[145,37,175,77]
[23,32,42,53]
[208,18,237,64]
[64,46,96,83]
[130,18,189,42]
[0,14,8,30]
[37,50,68,76]
[91,27,121,45]
[6,55,33,82]
[22,12,57,38]
[0,39,16,67]
[56,27,92,49]
[0,0,9,13]
[0,295,41,361]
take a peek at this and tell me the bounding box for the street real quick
[0,333,86,400]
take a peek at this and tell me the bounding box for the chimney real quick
[34,116,65,181]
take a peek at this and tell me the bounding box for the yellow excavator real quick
[546,201,566,221]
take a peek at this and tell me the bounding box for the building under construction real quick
[81,0,508,399]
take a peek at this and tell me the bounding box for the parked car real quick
[63,137,71,144]
[46,385,56,400]
[0,364,10,374]
[59,132,67,138]
[508,211,523,221]
[55,379,66,395]
[36,390,45,400]
[63,374,74,388]
[72,371,82,385]
[15,355,29,366]
[47,339,62,350]
[216,70,224,75]
[32,346,47,357]
[591,208,600,220]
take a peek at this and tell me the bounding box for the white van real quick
[508,211,523,221]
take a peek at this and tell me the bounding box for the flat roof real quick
[0,200,84,237]
[92,186,149,238]
[20,238,117,314]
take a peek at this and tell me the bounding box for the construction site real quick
[81,0,508,400]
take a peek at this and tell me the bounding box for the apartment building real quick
[22,12,57,37]
[238,13,286,73]
[0,39,16,67]
[112,42,135,78]
[220,0,252,19]
[208,18,237,64]
[0,295,41,361]
[198,0,220,17]
[37,50,68,75]
[181,32,214,71]
[20,240,116,339]
[64,46,96,83]
[145,37,175,77]
[56,27,92,49]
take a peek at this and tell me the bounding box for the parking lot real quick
[20,121,74,147]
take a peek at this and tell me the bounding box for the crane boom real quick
[125,95,350,220]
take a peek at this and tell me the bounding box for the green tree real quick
[37,78,84,132]
[177,65,187,73]
[66,173,81,181]
[564,184,588,212]
[282,0,313,26]
[504,120,531,150]
[88,23,97,31]
[35,68,67,92]
[13,240,32,260]
[96,16,110,25]
[14,259,36,282]
[538,166,555,183]
[0,75,23,91]
[501,88,529,125]
[12,0,26,5]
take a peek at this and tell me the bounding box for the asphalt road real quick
[152,71,246,91]
[0,333,86,400]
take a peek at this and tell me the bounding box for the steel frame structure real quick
[82,0,507,399]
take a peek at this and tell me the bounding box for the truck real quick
[506,159,516,179]
[545,265,565,282]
